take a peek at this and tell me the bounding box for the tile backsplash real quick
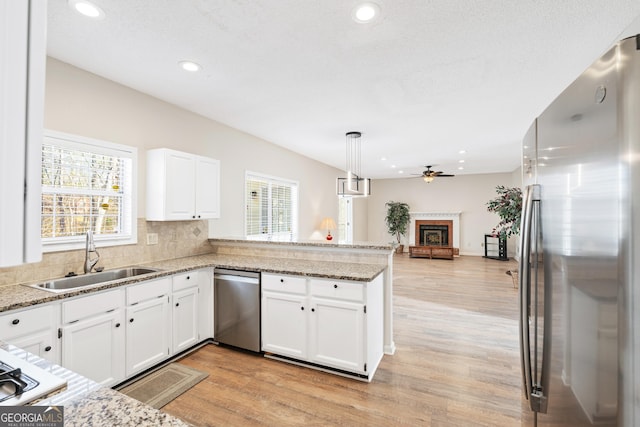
[0,219,213,287]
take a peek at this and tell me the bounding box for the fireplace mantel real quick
[409,212,461,253]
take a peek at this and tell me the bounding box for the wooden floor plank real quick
[162,255,523,426]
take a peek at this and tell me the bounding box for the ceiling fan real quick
[413,165,455,183]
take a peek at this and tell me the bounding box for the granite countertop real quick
[0,253,386,313]
[210,237,395,251]
[2,343,189,427]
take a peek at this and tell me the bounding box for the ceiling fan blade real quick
[437,174,455,177]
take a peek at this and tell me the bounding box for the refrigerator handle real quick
[518,184,535,406]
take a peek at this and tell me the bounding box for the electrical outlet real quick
[146,233,158,245]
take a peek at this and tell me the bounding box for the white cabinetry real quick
[172,271,199,354]
[309,294,365,373]
[60,289,125,387]
[0,0,46,267]
[261,273,384,380]
[146,148,220,221]
[171,268,214,354]
[125,277,171,377]
[0,304,59,363]
[262,274,308,359]
[0,268,212,386]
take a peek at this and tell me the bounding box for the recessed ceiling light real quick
[459,150,466,154]
[179,61,201,72]
[459,159,465,163]
[398,170,404,174]
[380,157,387,161]
[458,167,464,170]
[352,2,380,23]
[390,164,396,169]
[68,0,105,19]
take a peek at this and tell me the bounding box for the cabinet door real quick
[261,291,307,359]
[10,330,57,364]
[0,304,59,364]
[195,156,220,219]
[309,298,365,373]
[126,296,170,376]
[61,310,125,387]
[0,0,46,267]
[172,287,198,354]
[164,151,196,220]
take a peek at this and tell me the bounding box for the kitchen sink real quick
[27,267,162,293]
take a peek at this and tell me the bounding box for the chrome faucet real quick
[84,230,100,273]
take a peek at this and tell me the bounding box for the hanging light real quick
[423,175,434,183]
[337,131,371,197]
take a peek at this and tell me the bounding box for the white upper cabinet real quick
[146,148,220,221]
[0,0,47,267]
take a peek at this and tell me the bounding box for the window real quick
[41,131,137,251]
[245,172,298,240]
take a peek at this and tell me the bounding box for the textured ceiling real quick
[47,1,640,179]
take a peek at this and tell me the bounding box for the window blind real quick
[41,133,136,248]
[245,172,298,240]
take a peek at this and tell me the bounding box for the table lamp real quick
[320,217,337,241]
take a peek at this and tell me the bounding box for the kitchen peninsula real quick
[208,237,396,355]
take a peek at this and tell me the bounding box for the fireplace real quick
[408,212,460,259]
[417,221,452,247]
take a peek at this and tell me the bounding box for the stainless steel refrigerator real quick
[519,34,640,426]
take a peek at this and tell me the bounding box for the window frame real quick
[244,171,299,241]
[41,130,138,252]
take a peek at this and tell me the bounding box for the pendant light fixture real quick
[337,131,371,197]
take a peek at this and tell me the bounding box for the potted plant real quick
[385,201,411,254]
[486,186,522,238]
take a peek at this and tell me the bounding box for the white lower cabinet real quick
[0,303,59,363]
[309,297,365,373]
[125,277,171,377]
[262,291,308,359]
[1,268,214,386]
[261,272,384,380]
[172,272,199,354]
[60,289,125,387]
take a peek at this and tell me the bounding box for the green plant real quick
[486,186,522,238]
[385,201,411,244]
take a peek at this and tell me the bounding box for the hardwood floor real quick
[163,254,524,426]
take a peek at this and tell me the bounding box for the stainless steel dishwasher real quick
[214,269,261,352]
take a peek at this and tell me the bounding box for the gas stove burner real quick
[0,361,39,403]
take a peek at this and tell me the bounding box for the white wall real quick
[367,173,519,255]
[44,58,345,240]
[44,58,520,248]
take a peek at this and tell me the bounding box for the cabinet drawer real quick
[310,279,364,302]
[262,273,307,294]
[173,271,198,292]
[0,305,56,339]
[126,277,171,305]
[62,289,124,324]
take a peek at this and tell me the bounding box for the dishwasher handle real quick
[214,274,259,284]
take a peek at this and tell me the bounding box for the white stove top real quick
[0,349,67,406]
